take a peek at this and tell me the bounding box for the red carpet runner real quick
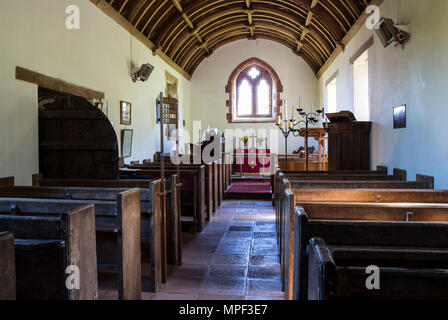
[226,182,271,194]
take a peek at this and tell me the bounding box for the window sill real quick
[228,118,276,124]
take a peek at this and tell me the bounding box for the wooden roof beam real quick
[295,40,303,53]
[91,0,191,80]
[300,28,309,41]
[118,0,129,14]
[305,11,313,26]
[317,0,384,78]
[243,9,254,26]
[171,0,183,12]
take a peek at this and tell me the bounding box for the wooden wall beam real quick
[15,67,105,100]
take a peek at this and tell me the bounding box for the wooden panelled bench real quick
[31,176,172,288]
[0,185,149,297]
[308,237,448,300]
[223,153,232,192]
[154,156,223,212]
[276,171,434,273]
[128,162,213,219]
[271,166,389,205]
[0,231,16,300]
[292,203,448,300]
[277,180,437,300]
[121,166,207,232]
[0,201,97,300]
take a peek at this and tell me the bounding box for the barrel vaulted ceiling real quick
[92,0,382,79]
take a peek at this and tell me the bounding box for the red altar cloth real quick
[233,148,272,175]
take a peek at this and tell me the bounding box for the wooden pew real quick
[271,166,389,205]
[218,158,224,206]
[224,153,232,190]
[278,185,440,299]
[0,185,154,296]
[0,231,15,300]
[0,194,141,300]
[129,162,213,220]
[148,155,225,212]
[121,167,207,232]
[32,176,174,286]
[276,172,434,273]
[292,203,448,300]
[308,237,448,300]
[0,201,97,300]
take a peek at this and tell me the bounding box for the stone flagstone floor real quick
[151,200,284,300]
[99,200,285,300]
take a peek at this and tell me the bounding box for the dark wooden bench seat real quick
[0,231,15,300]
[308,238,448,300]
[0,192,141,300]
[121,167,207,232]
[279,188,448,299]
[144,155,224,210]
[131,162,215,218]
[0,203,97,300]
[32,176,179,278]
[292,205,448,300]
[271,166,389,205]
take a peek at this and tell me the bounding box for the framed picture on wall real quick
[393,105,406,129]
[121,129,133,158]
[120,101,132,125]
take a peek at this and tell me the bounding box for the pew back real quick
[0,202,97,300]
[308,238,448,300]
[294,206,448,300]
[293,189,448,203]
[33,176,172,287]
[0,191,141,300]
[121,167,207,232]
[0,232,15,300]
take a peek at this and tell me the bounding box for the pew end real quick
[0,201,98,300]
[0,177,14,188]
[0,231,16,300]
[32,174,42,187]
[393,168,407,181]
[376,166,388,174]
[417,174,435,190]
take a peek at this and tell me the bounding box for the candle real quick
[276,115,282,125]
[288,121,293,129]
[284,100,288,119]
[280,121,284,129]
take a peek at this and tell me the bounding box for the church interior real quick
[2,0,448,304]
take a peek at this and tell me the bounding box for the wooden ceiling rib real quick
[98,0,380,78]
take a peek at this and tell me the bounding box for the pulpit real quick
[325,111,372,171]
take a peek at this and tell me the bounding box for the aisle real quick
[150,200,285,300]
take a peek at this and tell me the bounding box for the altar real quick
[233,147,272,175]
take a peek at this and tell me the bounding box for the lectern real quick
[325,111,372,171]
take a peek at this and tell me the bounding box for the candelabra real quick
[276,107,325,172]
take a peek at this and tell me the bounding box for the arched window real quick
[226,58,283,123]
[237,78,253,116]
